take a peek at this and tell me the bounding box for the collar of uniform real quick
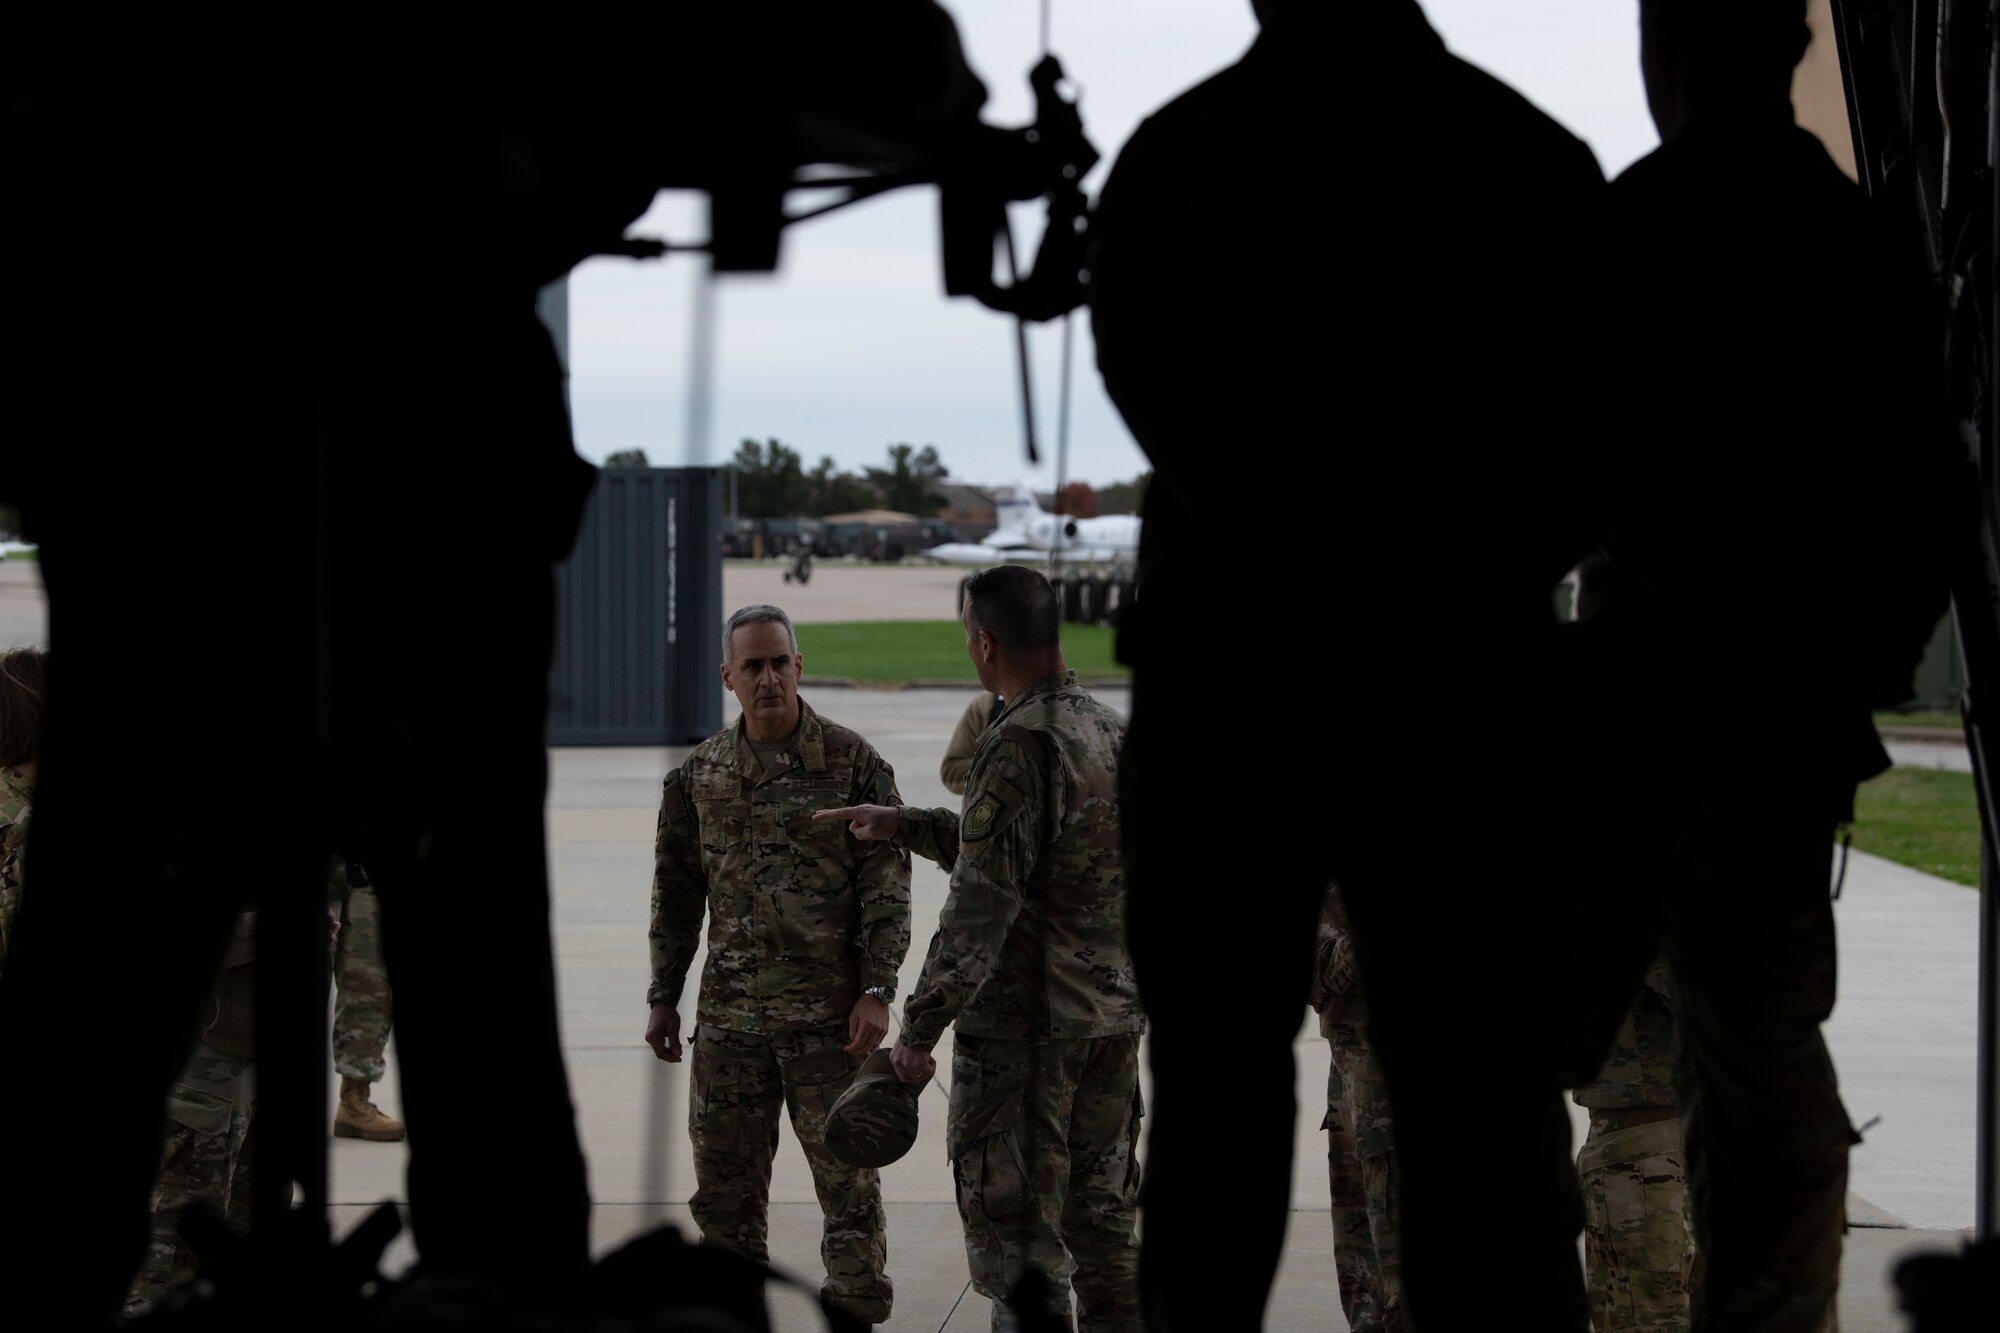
[725,696,829,779]
[0,765,32,811]
[1001,671,1079,717]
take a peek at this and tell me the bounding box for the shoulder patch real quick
[962,792,1002,841]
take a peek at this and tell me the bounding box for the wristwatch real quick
[862,984,895,1004]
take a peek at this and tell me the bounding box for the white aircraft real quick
[922,486,1141,565]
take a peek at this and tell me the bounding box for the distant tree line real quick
[722,440,953,519]
[599,440,1150,522]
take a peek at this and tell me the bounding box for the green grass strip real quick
[1849,767,1981,887]
[1872,710,1960,730]
[796,620,1128,686]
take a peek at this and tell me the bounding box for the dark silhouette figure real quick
[1090,2,1613,1327]
[1586,2,1950,1326]
[0,9,995,1326]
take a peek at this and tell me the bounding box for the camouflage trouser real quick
[1579,1107,1693,1333]
[1322,1026,1403,1331]
[946,1032,1143,1333]
[331,882,392,1082]
[688,1023,892,1323]
[124,1041,256,1319]
[1666,800,1852,1333]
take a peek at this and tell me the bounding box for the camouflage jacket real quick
[1308,883,1365,1036]
[650,697,911,1034]
[0,765,32,979]
[897,671,1142,1049]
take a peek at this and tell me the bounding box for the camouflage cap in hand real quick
[824,1048,929,1168]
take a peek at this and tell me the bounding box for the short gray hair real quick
[722,604,798,664]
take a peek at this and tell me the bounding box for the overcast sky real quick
[565,1,1662,494]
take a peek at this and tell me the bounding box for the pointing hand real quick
[812,804,900,841]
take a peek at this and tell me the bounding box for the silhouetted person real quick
[1090,2,1612,1326]
[1,10,993,1324]
[1587,2,1949,1326]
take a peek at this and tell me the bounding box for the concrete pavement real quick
[3,558,1980,1327]
[327,680,1980,1332]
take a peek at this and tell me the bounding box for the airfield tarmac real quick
[0,555,1982,1329]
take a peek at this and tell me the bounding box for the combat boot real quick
[334,1076,406,1141]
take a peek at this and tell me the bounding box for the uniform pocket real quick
[694,1052,740,1124]
[694,794,745,856]
[164,1083,234,1139]
[787,1049,856,1087]
[949,1084,1028,1220]
[692,1030,774,1153]
[783,1048,858,1127]
[785,808,847,847]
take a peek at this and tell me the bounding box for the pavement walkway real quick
[327,682,1983,1332]
[4,559,1981,1327]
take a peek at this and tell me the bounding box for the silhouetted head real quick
[721,604,803,741]
[962,565,1062,694]
[1250,0,1343,30]
[0,646,47,773]
[1640,0,1810,141]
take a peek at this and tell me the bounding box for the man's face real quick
[723,619,803,737]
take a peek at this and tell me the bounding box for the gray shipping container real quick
[550,467,724,744]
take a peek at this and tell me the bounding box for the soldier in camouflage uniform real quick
[1572,957,1694,1333]
[1308,883,1403,1332]
[819,566,1144,1333]
[328,857,403,1141]
[645,604,910,1326]
[0,647,46,978]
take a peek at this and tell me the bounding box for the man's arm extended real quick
[898,735,1044,1053]
[814,802,961,873]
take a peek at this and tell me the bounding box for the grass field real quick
[795,620,1127,685]
[1849,766,1981,886]
[1873,710,1960,730]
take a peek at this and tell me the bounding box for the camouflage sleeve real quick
[648,765,708,1009]
[1317,884,1360,1001]
[899,733,1043,1052]
[0,812,24,979]
[894,804,961,872]
[853,745,912,990]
